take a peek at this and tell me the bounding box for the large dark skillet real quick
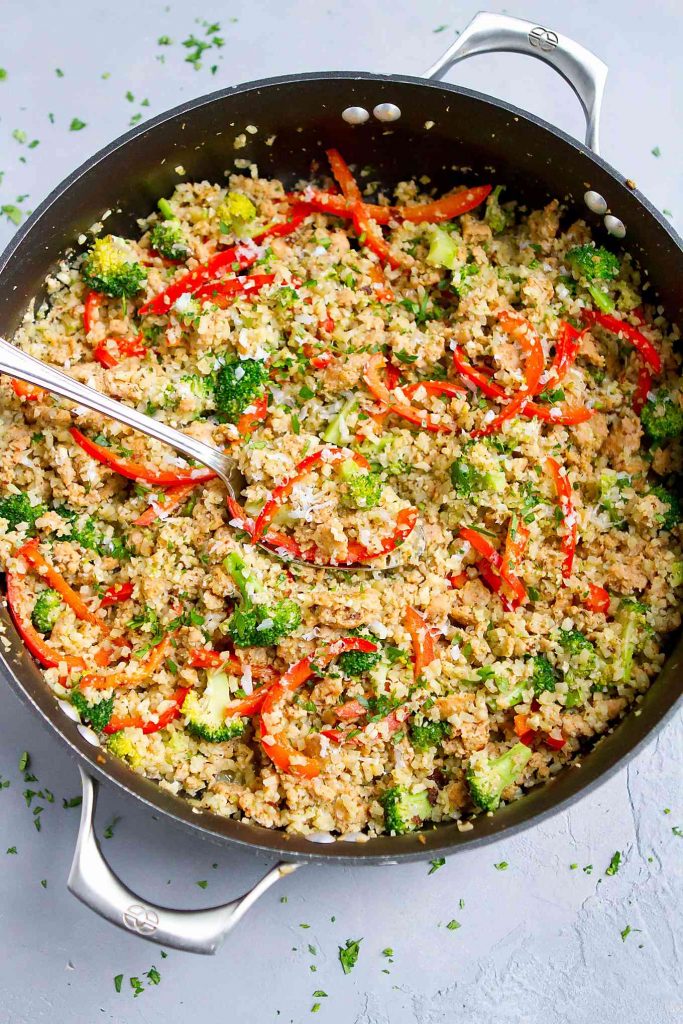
[0,13,681,953]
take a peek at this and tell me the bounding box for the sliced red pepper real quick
[404,606,437,681]
[364,353,456,433]
[583,583,610,615]
[83,291,104,335]
[19,539,109,633]
[326,149,404,270]
[459,525,527,605]
[138,217,308,317]
[326,150,362,203]
[133,483,198,527]
[11,379,45,402]
[252,446,369,543]
[632,364,653,415]
[478,559,513,613]
[472,311,546,437]
[320,727,343,744]
[501,520,530,606]
[370,264,395,303]
[235,394,268,437]
[343,507,418,565]
[81,635,172,691]
[546,456,577,580]
[225,495,303,559]
[335,699,367,721]
[70,427,217,487]
[100,582,134,608]
[193,272,276,307]
[447,572,468,589]
[289,184,491,225]
[6,569,86,672]
[544,732,566,750]
[581,309,662,374]
[452,345,593,426]
[550,321,584,382]
[93,334,147,369]
[104,687,190,735]
[513,713,536,747]
[259,636,377,777]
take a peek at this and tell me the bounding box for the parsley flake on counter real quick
[62,796,82,809]
[114,974,123,993]
[446,919,461,931]
[494,861,509,871]
[196,880,208,889]
[606,851,622,875]
[621,924,641,942]
[6,846,17,855]
[0,69,7,81]
[651,146,661,157]
[55,68,64,77]
[40,879,47,888]
[339,938,362,975]
[130,976,144,997]
[103,815,120,839]
[145,966,161,986]
[18,752,29,772]
[69,118,86,131]
[428,857,445,874]
[672,826,683,837]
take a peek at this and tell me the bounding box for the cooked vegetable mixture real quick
[1,149,681,837]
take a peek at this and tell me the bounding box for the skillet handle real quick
[67,768,299,955]
[424,12,607,154]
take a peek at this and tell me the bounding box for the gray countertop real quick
[0,2,681,1022]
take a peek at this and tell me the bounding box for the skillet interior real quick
[0,72,681,863]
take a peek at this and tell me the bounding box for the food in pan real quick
[1,149,681,837]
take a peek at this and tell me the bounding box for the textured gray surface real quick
[0,1,681,1021]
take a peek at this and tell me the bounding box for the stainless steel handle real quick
[0,337,237,491]
[424,12,607,153]
[68,769,299,954]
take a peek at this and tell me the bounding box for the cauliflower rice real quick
[1,155,681,837]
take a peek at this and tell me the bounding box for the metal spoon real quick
[0,338,416,572]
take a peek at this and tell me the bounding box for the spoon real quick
[0,338,417,573]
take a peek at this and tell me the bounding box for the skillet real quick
[0,12,681,954]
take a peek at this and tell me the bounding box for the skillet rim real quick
[0,69,681,864]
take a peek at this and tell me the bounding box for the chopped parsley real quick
[605,851,622,876]
[494,861,509,871]
[338,938,362,974]
[446,919,461,931]
[114,974,123,993]
[62,796,82,809]
[428,857,446,874]
[69,118,87,132]
[103,815,120,839]
[196,880,208,889]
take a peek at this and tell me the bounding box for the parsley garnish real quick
[428,857,445,874]
[338,938,362,974]
[605,851,622,876]
[69,118,86,131]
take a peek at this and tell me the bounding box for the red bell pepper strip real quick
[100,582,134,608]
[478,559,513,613]
[320,727,343,744]
[290,184,492,225]
[404,607,437,681]
[581,309,662,374]
[83,291,104,335]
[133,483,198,527]
[448,572,468,589]
[370,265,394,303]
[235,394,268,437]
[6,569,86,672]
[303,343,334,369]
[252,446,370,543]
[259,636,377,777]
[364,353,455,433]
[326,150,362,203]
[544,731,567,750]
[226,495,303,559]
[70,427,217,487]
[550,321,584,382]
[19,539,109,633]
[459,525,527,605]
[471,311,546,437]
[81,635,172,691]
[193,273,276,308]
[583,583,610,615]
[335,699,367,721]
[93,334,147,369]
[632,364,653,415]
[326,149,404,269]
[343,507,418,564]
[546,456,577,580]
[501,520,530,606]
[104,687,190,735]
[513,713,536,747]
[138,217,308,317]
[452,346,593,426]
[11,379,45,401]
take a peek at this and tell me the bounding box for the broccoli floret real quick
[213,357,269,424]
[0,492,46,533]
[322,396,359,445]
[650,485,682,531]
[31,589,63,634]
[338,459,383,510]
[566,244,620,314]
[81,235,147,298]
[484,185,509,234]
[466,741,532,812]
[71,689,114,732]
[216,192,256,235]
[640,391,683,443]
[107,732,141,766]
[149,221,190,261]
[557,629,595,656]
[56,507,129,560]
[426,226,458,270]
[617,598,648,683]
[450,459,505,496]
[224,551,302,648]
[566,244,620,281]
[380,785,433,834]
[182,669,247,742]
[337,629,382,676]
[409,718,450,751]
[531,654,556,695]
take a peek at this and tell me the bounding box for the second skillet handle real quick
[67,769,300,955]
[423,12,607,154]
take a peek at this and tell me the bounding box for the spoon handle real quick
[0,337,235,490]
